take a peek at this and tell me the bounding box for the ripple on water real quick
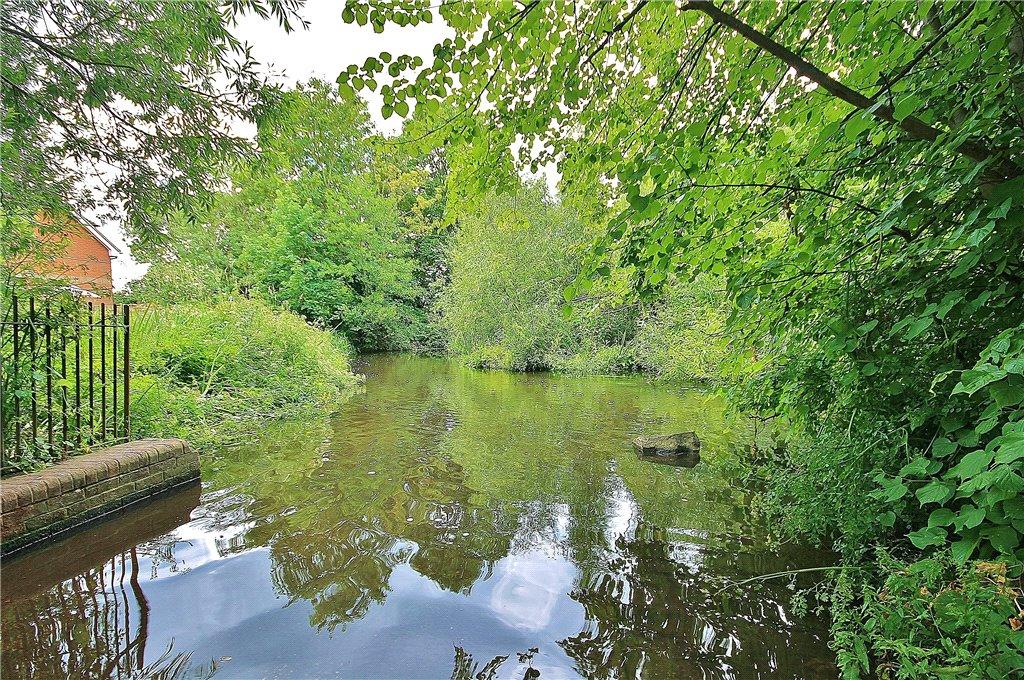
[1,354,837,679]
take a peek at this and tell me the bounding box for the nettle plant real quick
[876,321,1024,562]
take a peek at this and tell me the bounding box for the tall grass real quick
[129,299,357,448]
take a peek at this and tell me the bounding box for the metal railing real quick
[1,295,130,473]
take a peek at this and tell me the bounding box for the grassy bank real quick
[128,299,357,448]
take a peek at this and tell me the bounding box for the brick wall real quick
[32,217,116,302]
[0,439,199,556]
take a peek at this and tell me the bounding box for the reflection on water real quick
[1,355,837,678]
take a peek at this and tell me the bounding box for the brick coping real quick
[1,438,199,556]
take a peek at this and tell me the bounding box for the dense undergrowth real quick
[128,299,357,449]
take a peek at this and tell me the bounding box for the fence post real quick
[61,320,68,458]
[100,302,106,441]
[123,304,130,441]
[12,295,20,462]
[29,298,37,451]
[112,303,118,442]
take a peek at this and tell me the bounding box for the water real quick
[1,355,837,679]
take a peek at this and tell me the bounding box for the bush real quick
[549,346,637,376]
[632,274,728,384]
[831,553,1024,679]
[441,187,727,382]
[129,298,356,447]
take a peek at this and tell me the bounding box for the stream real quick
[1,354,837,678]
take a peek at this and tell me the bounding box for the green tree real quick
[340,2,1024,674]
[441,184,636,372]
[1,0,305,240]
[131,82,428,351]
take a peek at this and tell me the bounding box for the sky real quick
[104,0,451,288]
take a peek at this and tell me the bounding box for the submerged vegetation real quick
[3,0,1023,677]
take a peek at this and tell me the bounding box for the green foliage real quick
[440,184,727,380]
[441,184,612,370]
[1,0,304,240]
[339,1,1024,673]
[632,274,728,383]
[129,298,356,448]
[129,82,431,351]
[833,554,1024,679]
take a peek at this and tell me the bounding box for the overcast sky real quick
[105,0,450,288]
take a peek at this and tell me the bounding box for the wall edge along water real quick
[0,438,199,556]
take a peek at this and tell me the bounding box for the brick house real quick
[33,214,121,303]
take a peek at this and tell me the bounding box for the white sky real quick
[105,0,450,288]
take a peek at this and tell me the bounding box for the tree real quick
[130,82,427,352]
[339,3,1024,674]
[1,0,305,241]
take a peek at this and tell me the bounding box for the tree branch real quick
[683,1,1020,180]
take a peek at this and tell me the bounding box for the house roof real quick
[79,221,123,256]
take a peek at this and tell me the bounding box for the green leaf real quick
[638,172,656,197]
[908,526,947,549]
[916,480,954,505]
[893,95,922,121]
[932,437,957,458]
[903,316,933,340]
[949,449,993,480]
[952,365,1006,396]
[877,476,908,501]
[983,525,1020,553]
[950,536,979,563]
[927,508,955,527]
[956,505,986,529]
[899,457,929,477]
[991,379,1024,408]
[994,433,1024,464]
[845,112,873,141]
[857,319,878,335]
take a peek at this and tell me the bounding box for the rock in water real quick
[632,432,701,466]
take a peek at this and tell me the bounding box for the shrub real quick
[128,298,356,447]
[831,552,1024,679]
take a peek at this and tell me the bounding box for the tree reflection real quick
[1,355,835,677]
[0,486,204,679]
[562,521,837,679]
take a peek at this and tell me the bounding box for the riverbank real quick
[2,353,837,678]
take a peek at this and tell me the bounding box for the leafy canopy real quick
[1,0,304,240]
[131,82,429,351]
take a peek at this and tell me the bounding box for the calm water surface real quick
[2,355,837,679]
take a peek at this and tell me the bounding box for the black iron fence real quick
[1,295,130,474]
